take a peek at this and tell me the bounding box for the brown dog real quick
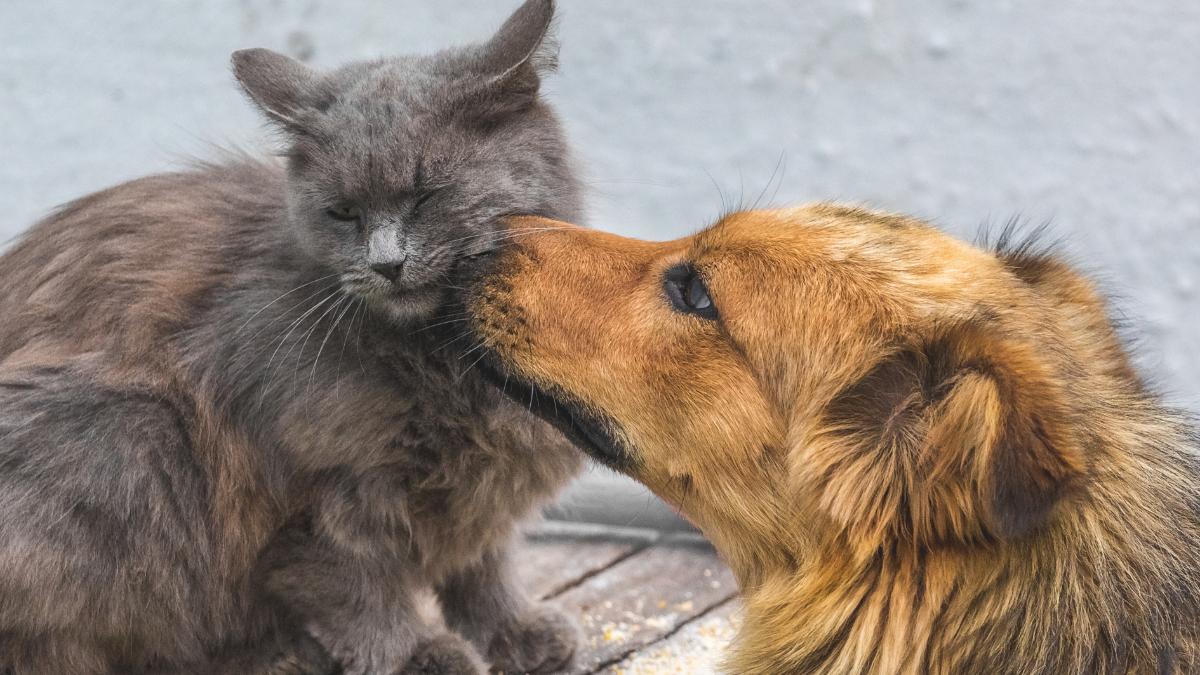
[465,207,1200,673]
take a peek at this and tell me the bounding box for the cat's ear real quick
[470,0,558,118]
[231,48,325,133]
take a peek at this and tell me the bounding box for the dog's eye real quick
[664,265,718,320]
[326,204,362,222]
[686,275,712,311]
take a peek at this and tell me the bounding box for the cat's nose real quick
[371,260,404,283]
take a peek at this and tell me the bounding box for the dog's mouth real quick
[477,359,633,472]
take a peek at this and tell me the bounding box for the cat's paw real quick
[196,627,338,675]
[486,605,579,674]
[267,630,339,675]
[397,634,487,675]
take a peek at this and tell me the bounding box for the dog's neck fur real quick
[732,413,1200,674]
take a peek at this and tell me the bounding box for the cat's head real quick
[232,0,580,324]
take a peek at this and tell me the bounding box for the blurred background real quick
[3,0,1197,530]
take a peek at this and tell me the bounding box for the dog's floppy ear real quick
[806,323,1085,546]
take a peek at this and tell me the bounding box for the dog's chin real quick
[476,358,634,472]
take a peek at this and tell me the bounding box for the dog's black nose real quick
[371,261,404,282]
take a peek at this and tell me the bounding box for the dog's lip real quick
[477,359,633,472]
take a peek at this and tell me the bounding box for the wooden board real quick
[600,599,741,675]
[548,533,738,673]
[517,523,741,672]
[518,521,660,600]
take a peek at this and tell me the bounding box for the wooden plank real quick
[600,599,741,675]
[553,533,738,674]
[518,521,660,600]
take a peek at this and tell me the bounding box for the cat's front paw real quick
[486,605,579,674]
[398,634,487,675]
[269,629,340,675]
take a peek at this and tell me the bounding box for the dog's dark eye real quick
[686,275,712,311]
[326,204,362,222]
[664,265,718,320]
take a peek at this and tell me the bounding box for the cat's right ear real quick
[483,0,558,78]
[468,0,558,120]
[231,48,324,133]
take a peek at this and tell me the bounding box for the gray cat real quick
[0,1,583,673]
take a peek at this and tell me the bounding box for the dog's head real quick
[468,207,1121,580]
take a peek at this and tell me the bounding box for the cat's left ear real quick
[231,48,326,133]
[472,0,559,117]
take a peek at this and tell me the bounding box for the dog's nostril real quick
[370,261,404,283]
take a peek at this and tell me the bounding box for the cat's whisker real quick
[289,291,349,397]
[336,298,366,398]
[441,224,578,248]
[234,274,341,336]
[495,224,580,237]
[244,283,341,345]
[264,288,342,370]
[434,329,474,354]
[456,342,487,363]
[353,298,368,375]
[441,232,496,246]
[430,269,474,295]
[458,348,491,383]
[411,314,471,336]
[490,226,578,243]
[259,288,343,406]
[451,226,582,259]
[308,294,356,401]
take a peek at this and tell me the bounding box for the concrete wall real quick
[3,1,1197,528]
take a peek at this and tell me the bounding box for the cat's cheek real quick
[287,223,335,264]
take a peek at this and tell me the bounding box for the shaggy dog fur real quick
[464,208,1200,674]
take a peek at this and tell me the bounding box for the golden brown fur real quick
[467,207,1200,674]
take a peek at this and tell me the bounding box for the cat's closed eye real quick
[326,204,362,222]
[411,189,442,216]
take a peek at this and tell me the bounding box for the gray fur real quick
[0,1,581,673]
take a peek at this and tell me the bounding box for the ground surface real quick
[517,522,741,674]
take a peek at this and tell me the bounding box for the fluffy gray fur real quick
[0,1,582,673]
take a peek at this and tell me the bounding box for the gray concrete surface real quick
[2,1,1197,529]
